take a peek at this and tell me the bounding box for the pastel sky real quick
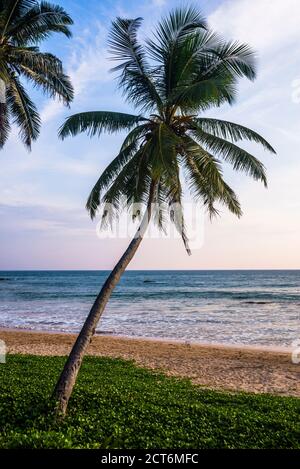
[1,0,300,270]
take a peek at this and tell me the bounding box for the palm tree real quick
[0,0,73,149]
[53,6,275,416]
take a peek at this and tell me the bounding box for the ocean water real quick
[0,270,299,348]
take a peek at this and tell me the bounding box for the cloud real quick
[0,203,91,236]
[151,0,167,6]
[69,24,111,96]
[40,99,64,123]
[205,0,300,148]
[209,0,300,50]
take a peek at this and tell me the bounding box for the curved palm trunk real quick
[52,181,157,416]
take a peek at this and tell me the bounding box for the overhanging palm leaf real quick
[0,0,73,149]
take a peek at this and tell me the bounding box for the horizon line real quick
[1,268,300,272]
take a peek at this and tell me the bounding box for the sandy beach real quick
[1,328,299,397]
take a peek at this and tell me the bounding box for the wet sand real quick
[1,328,299,397]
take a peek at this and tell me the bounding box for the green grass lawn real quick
[0,354,299,449]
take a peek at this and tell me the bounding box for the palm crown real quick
[59,6,275,253]
[0,0,73,149]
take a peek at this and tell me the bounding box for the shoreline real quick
[1,327,299,397]
[0,326,292,354]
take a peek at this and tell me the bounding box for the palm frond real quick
[119,123,148,152]
[109,17,145,73]
[19,65,73,105]
[1,1,37,39]
[167,167,191,254]
[87,144,135,219]
[8,48,73,104]
[7,74,40,148]
[205,40,257,81]
[190,127,268,186]
[195,118,276,153]
[100,145,152,229]
[182,135,242,218]
[109,17,163,112]
[7,1,73,44]
[147,5,207,63]
[147,6,207,101]
[169,74,237,112]
[152,178,168,232]
[8,48,63,75]
[148,122,181,182]
[164,37,255,111]
[0,1,73,149]
[87,127,147,218]
[169,30,220,91]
